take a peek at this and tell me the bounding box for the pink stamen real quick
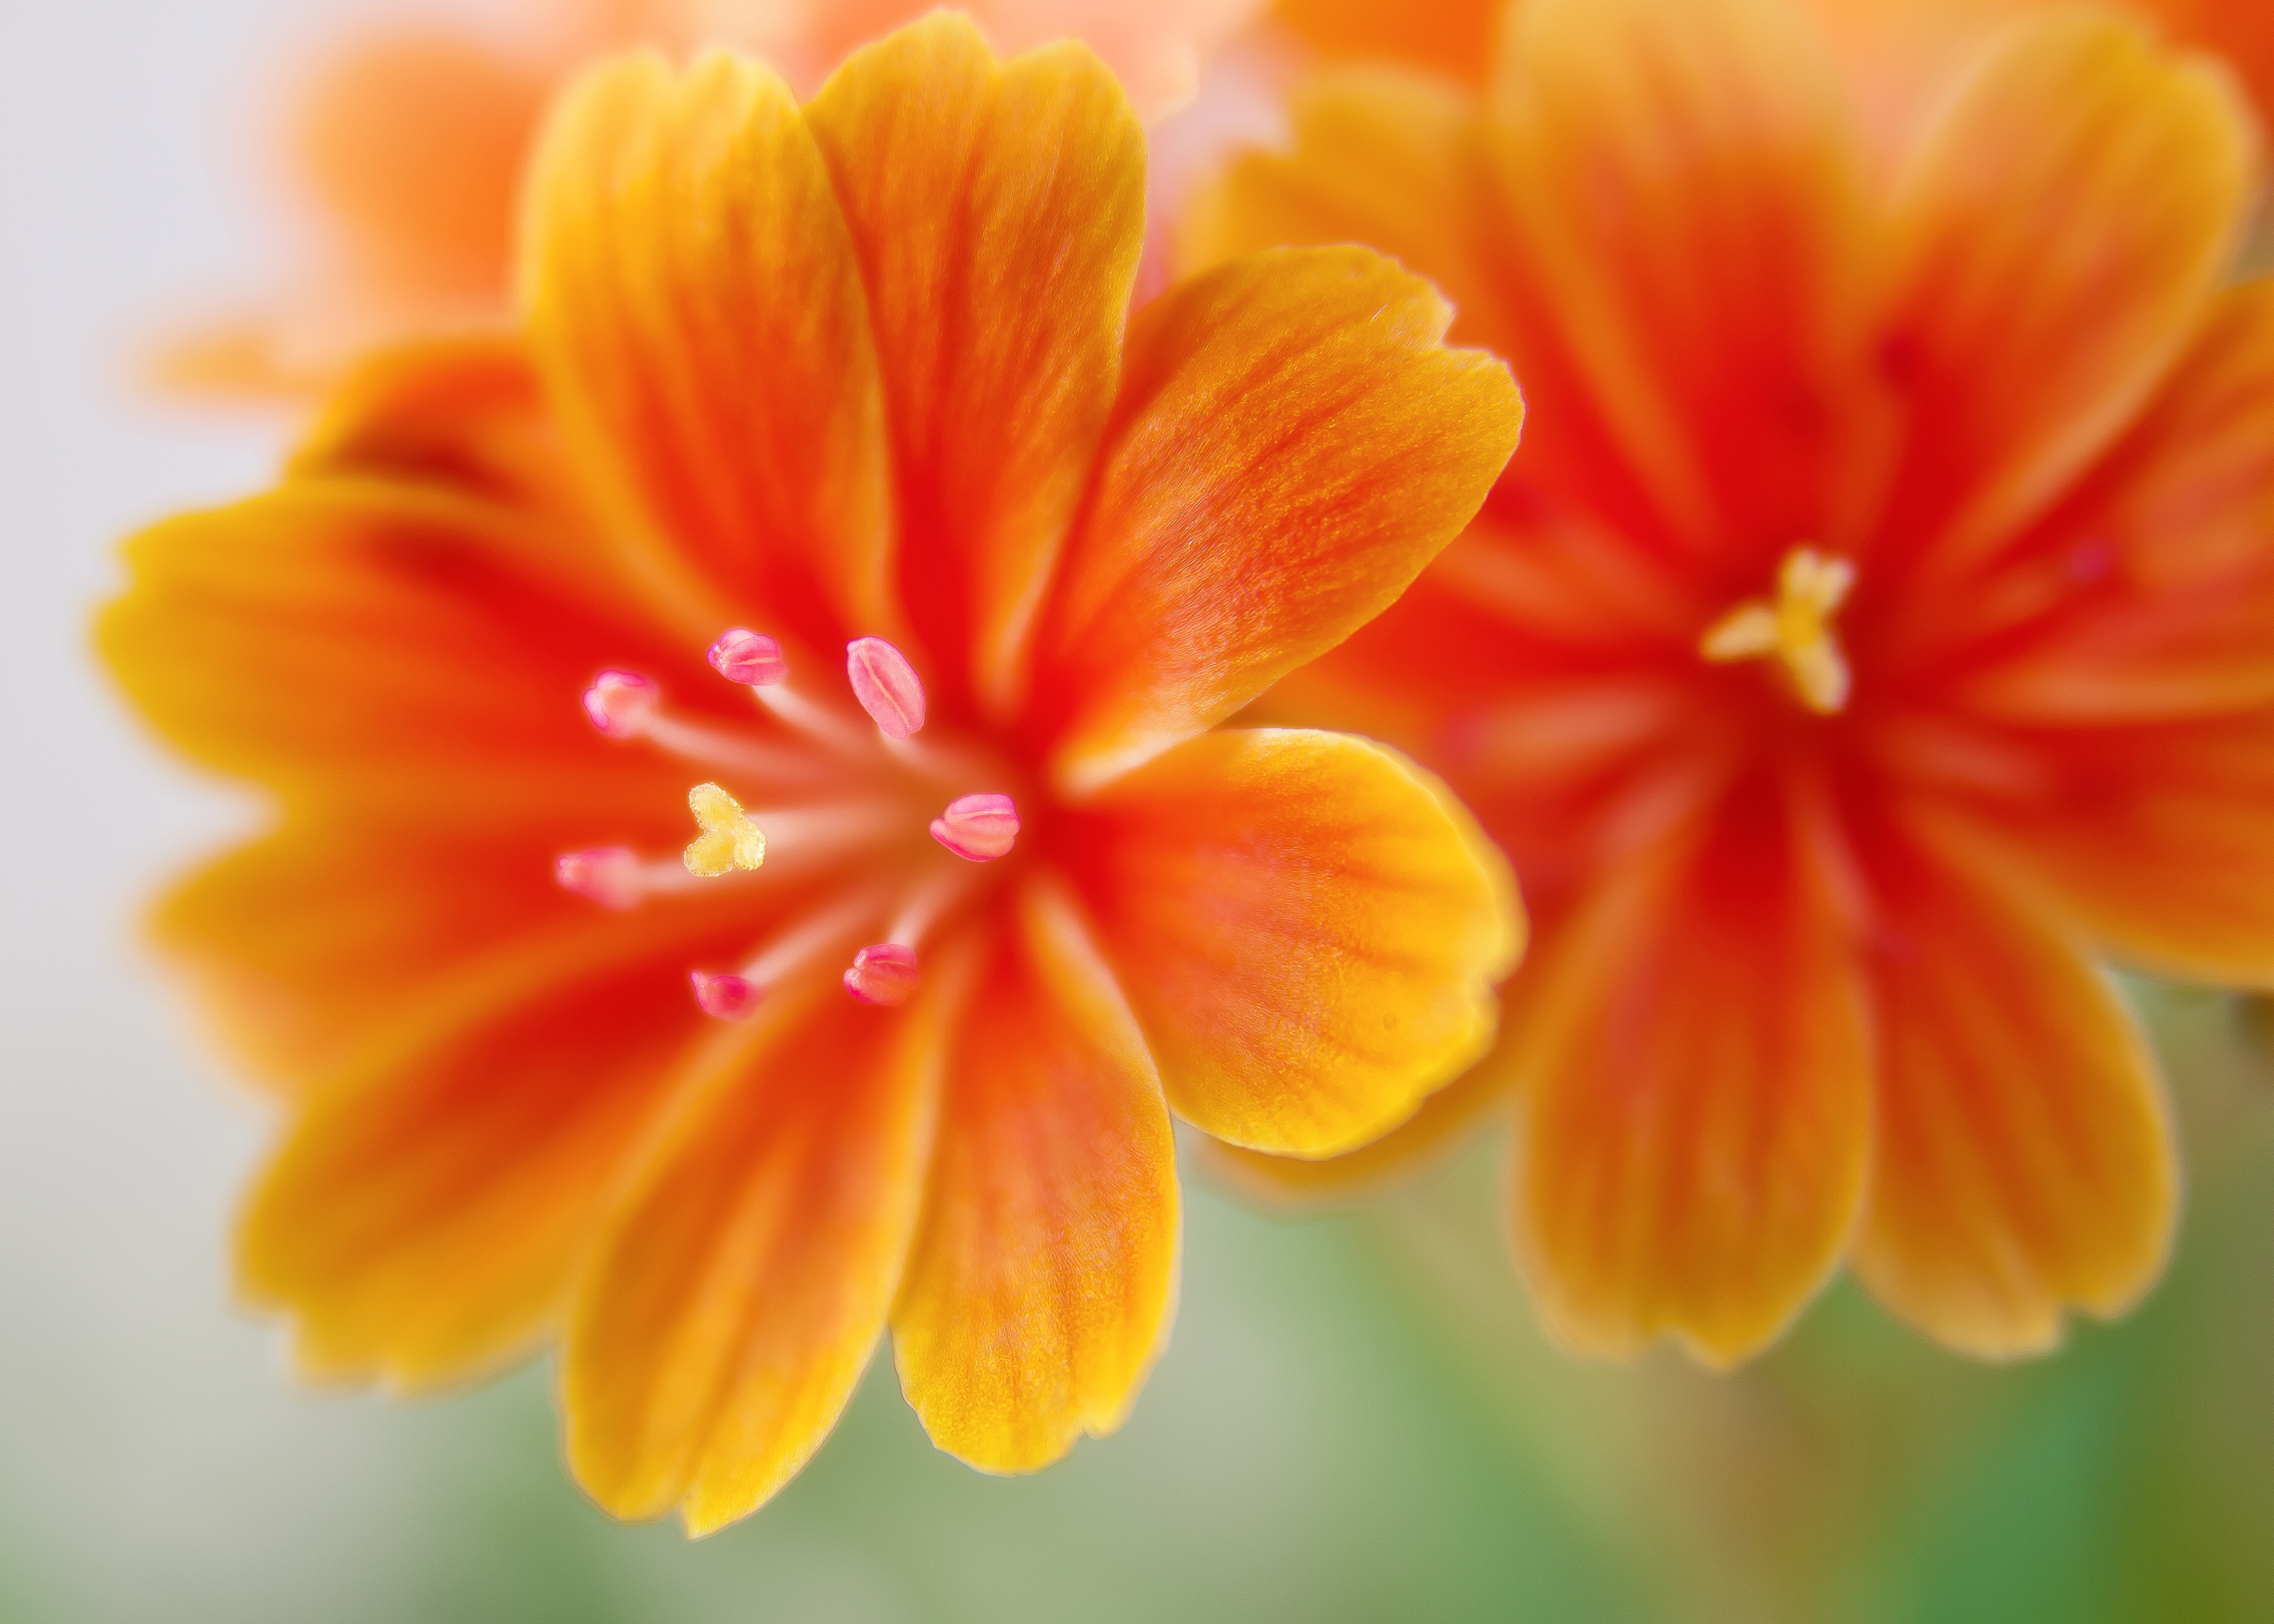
[708,629,788,687]
[844,942,919,1006]
[583,670,660,738]
[556,846,643,910]
[691,970,764,1021]
[846,637,926,739]
[930,793,1020,862]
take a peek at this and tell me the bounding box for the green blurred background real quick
[4,2,2273,1618]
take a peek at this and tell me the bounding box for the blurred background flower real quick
[152,0,1271,395]
[1195,0,2274,1371]
[10,0,2274,1619]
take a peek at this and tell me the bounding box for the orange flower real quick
[1269,0,2274,161]
[104,18,1522,1527]
[1192,0,2271,1363]
[163,0,1267,395]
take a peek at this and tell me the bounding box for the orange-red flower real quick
[164,0,1265,395]
[105,17,1522,1528]
[1269,0,2274,163]
[1193,0,2272,1363]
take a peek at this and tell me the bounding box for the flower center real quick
[1699,546,1856,715]
[559,630,1023,1019]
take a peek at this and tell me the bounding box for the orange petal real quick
[1495,0,1870,568]
[562,964,962,1533]
[1266,502,1722,901]
[237,914,751,1388]
[1066,727,1521,1157]
[1179,70,1508,358]
[1509,775,1872,1364]
[1200,1045,1512,1207]
[1788,0,2040,162]
[805,16,1146,716]
[1875,11,2256,578]
[2152,0,2274,129]
[1926,716,2274,987]
[291,23,547,302]
[521,50,894,649]
[287,334,578,526]
[98,483,703,817]
[1945,281,2274,725]
[153,812,763,1092]
[893,878,1177,1473]
[1272,0,1502,84]
[1853,831,2175,1357]
[1038,247,1522,790]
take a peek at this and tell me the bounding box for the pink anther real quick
[691,970,764,1021]
[844,943,919,1006]
[583,670,659,738]
[556,846,643,910]
[930,793,1020,862]
[708,629,788,687]
[846,637,926,739]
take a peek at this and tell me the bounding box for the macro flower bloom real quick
[163,0,1264,393]
[1267,0,2274,165]
[105,17,1522,1527]
[1191,0,2273,1363]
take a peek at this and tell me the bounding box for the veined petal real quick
[1200,1049,1513,1206]
[563,964,961,1534]
[99,483,704,820]
[1179,70,1508,357]
[1038,247,1521,791]
[521,50,894,649]
[286,334,580,532]
[1854,829,2175,1357]
[805,15,1146,717]
[1495,0,1870,569]
[1931,716,2274,987]
[1508,776,1871,1365]
[1273,0,1502,84]
[894,878,1177,1473]
[1066,728,1521,1157]
[155,817,719,1092]
[237,916,752,1389]
[1945,281,2274,723]
[1875,11,2256,579]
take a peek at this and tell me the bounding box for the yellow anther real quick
[1699,546,1856,714]
[683,781,766,877]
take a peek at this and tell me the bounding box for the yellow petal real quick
[1039,248,1522,792]
[1508,780,1871,1365]
[1853,831,2174,1356]
[520,49,894,646]
[1877,10,2256,578]
[1066,728,1521,1157]
[562,963,962,1534]
[894,878,1177,1473]
[805,15,1146,715]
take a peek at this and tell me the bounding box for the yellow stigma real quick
[1699,546,1855,714]
[683,781,766,877]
